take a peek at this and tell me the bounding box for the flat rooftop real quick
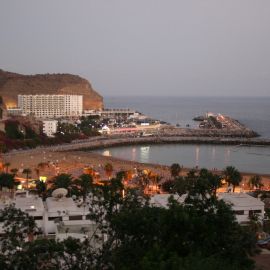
[218,192,264,208]
[46,197,86,215]
[150,194,186,208]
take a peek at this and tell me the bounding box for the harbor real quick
[97,110,258,139]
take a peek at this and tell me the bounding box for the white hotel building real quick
[18,94,83,118]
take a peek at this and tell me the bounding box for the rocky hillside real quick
[0,69,103,110]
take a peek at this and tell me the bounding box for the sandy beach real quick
[3,148,171,181]
[3,146,270,190]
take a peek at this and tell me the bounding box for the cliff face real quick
[0,69,103,110]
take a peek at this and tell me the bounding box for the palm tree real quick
[248,175,263,190]
[223,166,242,192]
[22,168,32,189]
[199,168,209,178]
[50,174,74,196]
[35,180,47,200]
[0,173,18,191]
[154,175,162,193]
[74,174,93,202]
[137,170,150,193]
[104,163,113,179]
[186,169,197,179]
[10,168,18,176]
[174,176,188,196]
[3,162,11,173]
[170,163,181,178]
[198,169,222,197]
[116,171,127,181]
[208,173,222,197]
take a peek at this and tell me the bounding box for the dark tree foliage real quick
[49,173,74,195]
[0,173,18,190]
[35,180,47,201]
[170,163,181,178]
[5,120,24,139]
[87,171,256,270]
[162,168,222,199]
[78,116,100,137]
[74,174,93,202]
[249,175,263,190]
[0,204,39,264]
[223,166,242,192]
[0,170,258,270]
[161,179,175,193]
[106,194,256,270]
[24,126,38,139]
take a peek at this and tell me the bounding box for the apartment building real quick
[18,95,83,118]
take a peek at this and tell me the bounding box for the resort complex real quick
[2,0,270,267]
[0,82,269,268]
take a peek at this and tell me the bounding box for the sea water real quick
[93,96,270,173]
[94,144,270,174]
[105,96,270,138]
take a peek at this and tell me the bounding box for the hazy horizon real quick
[104,94,270,98]
[1,1,270,97]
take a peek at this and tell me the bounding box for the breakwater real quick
[6,135,270,157]
[57,136,270,152]
[159,126,258,138]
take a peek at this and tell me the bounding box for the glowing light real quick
[103,150,111,157]
[39,176,47,182]
[6,102,17,109]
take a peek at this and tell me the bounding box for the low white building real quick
[150,192,265,224]
[0,191,45,234]
[7,108,23,116]
[83,110,101,117]
[44,196,90,235]
[43,120,58,137]
[15,195,45,231]
[83,108,141,120]
[150,194,186,208]
[218,192,265,224]
[0,191,91,237]
[55,221,105,248]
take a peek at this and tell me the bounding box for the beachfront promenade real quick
[4,134,270,191]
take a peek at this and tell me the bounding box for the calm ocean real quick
[105,96,270,138]
[94,96,270,174]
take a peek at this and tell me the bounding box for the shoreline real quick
[29,135,270,154]
[3,136,270,189]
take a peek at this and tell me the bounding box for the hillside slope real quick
[0,69,103,110]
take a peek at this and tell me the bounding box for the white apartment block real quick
[18,95,83,118]
[150,193,265,225]
[43,120,58,137]
[0,191,92,237]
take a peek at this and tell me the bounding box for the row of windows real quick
[48,215,83,221]
[233,209,262,216]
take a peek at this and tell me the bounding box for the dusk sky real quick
[1,1,270,97]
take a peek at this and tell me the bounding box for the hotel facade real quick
[18,94,83,118]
